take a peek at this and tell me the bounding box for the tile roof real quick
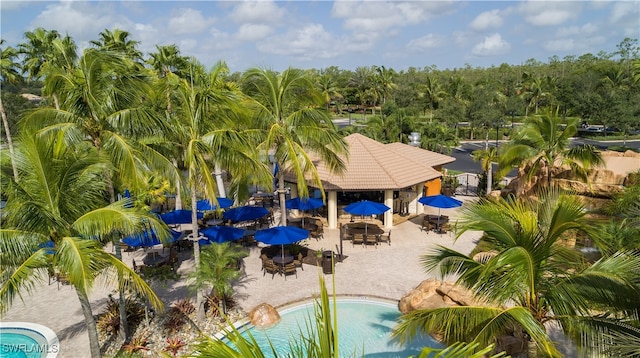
[285,133,456,191]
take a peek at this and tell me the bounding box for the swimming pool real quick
[233,297,442,357]
[0,322,59,358]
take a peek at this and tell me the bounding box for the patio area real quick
[1,197,480,357]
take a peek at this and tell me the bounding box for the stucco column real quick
[328,190,337,229]
[289,185,298,198]
[416,183,425,215]
[384,190,393,229]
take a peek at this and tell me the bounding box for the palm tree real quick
[188,242,248,315]
[242,67,348,226]
[499,110,604,190]
[472,146,499,195]
[418,74,446,122]
[349,66,374,119]
[393,190,640,357]
[375,65,397,105]
[147,44,189,115]
[0,40,22,181]
[0,130,165,358]
[315,71,343,112]
[21,47,176,340]
[18,28,77,109]
[165,60,269,321]
[90,28,143,63]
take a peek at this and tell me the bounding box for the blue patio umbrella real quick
[36,240,56,255]
[255,226,309,262]
[418,194,463,216]
[196,198,233,211]
[200,226,245,244]
[160,209,203,225]
[286,197,324,226]
[122,229,182,248]
[223,206,269,222]
[343,200,391,235]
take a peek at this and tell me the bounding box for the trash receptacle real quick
[322,250,333,274]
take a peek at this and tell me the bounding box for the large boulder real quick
[398,279,487,314]
[248,303,281,328]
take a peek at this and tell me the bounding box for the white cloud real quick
[168,8,214,35]
[472,33,510,56]
[610,1,637,23]
[29,2,114,41]
[332,1,453,32]
[407,34,445,51]
[543,35,607,52]
[235,24,273,41]
[556,23,598,37]
[469,9,503,31]
[517,1,581,26]
[230,1,285,25]
[257,24,338,60]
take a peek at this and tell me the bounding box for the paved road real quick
[444,139,640,174]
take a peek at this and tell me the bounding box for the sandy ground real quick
[2,197,482,358]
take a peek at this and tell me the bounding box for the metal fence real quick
[451,173,512,197]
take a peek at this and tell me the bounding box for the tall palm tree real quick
[90,28,143,63]
[472,146,499,195]
[22,47,176,340]
[375,65,397,105]
[349,66,374,120]
[165,60,269,321]
[393,190,640,357]
[418,74,446,122]
[0,40,22,181]
[315,71,343,112]
[188,242,248,315]
[242,67,348,226]
[0,130,165,358]
[499,110,603,190]
[18,28,77,109]
[147,44,189,115]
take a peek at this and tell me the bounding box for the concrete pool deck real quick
[1,196,481,358]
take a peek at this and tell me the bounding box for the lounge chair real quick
[377,231,391,245]
[352,233,365,247]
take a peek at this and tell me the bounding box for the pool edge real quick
[0,321,60,358]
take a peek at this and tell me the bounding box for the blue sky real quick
[1,1,638,73]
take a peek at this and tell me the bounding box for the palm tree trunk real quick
[75,287,102,358]
[487,165,493,195]
[278,170,287,226]
[104,157,128,341]
[214,163,226,198]
[191,188,204,322]
[0,97,19,181]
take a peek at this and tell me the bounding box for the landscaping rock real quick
[248,303,280,328]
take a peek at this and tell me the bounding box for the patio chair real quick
[283,263,297,280]
[439,222,452,234]
[293,252,304,270]
[352,233,365,247]
[365,234,378,248]
[421,217,434,233]
[263,259,280,279]
[311,225,324,241]
[56,272,70,290]
[377,231,391,246]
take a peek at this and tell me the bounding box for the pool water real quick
[237,298,442,357]
[1,332,43,358]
